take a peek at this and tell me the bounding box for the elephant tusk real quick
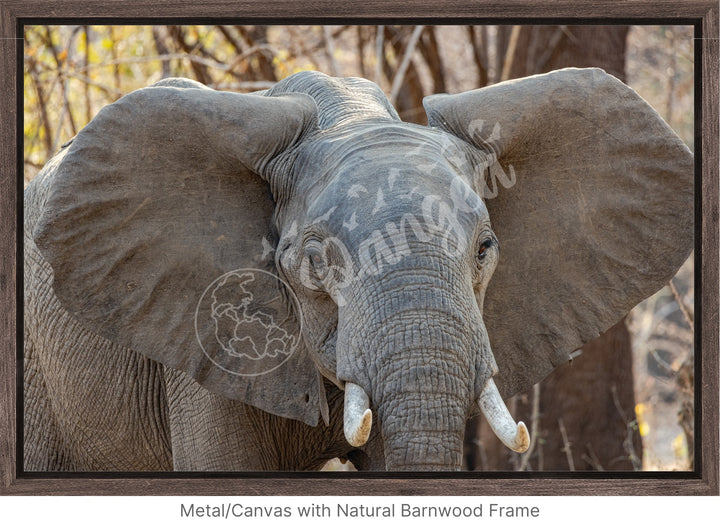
[478,378,530,453]
[343,382,373,447]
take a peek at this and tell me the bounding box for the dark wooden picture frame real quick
[1,1,717,496]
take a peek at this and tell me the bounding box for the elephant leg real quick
[163,369,369,471]
[23,332,74,471]
[24,313,174,471]
[24,235,174,471]
[162,367,275,470]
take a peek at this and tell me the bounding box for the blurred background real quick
[23,24,695,471]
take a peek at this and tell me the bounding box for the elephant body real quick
[24,69,692,471]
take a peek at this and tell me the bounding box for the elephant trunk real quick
[337,259,519,470]
[378,388,468,471]
[362,309,474,471]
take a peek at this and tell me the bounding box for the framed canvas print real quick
[1,0,717,500]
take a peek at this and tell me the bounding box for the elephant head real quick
[32,69,693,471]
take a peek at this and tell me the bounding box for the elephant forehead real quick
[298,122,476,180]
[291,122,489,248]
[303,167,488,255]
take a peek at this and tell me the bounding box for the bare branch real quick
[60,72,125,98]
[83,26,92,124]
[500,25,521,82]
[216,25,243,54]
[374,25,385,84]
[356,26,367,78]
[322,26,339,76]
[38,51,277,81]
[517,382,542,471]
[558,417,576,471]
[610,384,642,470]
[24,33,53,156]
[169,26,212,85]
[40,26,79,151]
[417,27,446,94]
[389,25,424,106]
[151,26,172,79]
[534,26,567,73]
[668,278,694,332]
[235,26,276,81]
[467,26,488,87]
[581,443,605,471]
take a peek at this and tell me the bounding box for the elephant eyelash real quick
[301,240,333,291]
[473,236,499,287]
[478,238,493,260]
[477,236,498,261]
[304,240,325,264]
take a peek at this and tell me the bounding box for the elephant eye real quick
[310,251,324,268]
[478,238,493,260]
[305,242,327,274]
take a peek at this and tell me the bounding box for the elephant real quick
[23,68,693,471]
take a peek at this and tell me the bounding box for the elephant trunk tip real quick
[478,378,531,453]
[344,382,373,447]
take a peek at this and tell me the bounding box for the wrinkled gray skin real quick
[24,69,693,471]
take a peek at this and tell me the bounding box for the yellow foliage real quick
[635,403,650,437]
[672,433,687,459]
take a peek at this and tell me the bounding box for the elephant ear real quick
[33,78,328,426]
[424,68,693,397]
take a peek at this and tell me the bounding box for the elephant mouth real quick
[342,376,529,456]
